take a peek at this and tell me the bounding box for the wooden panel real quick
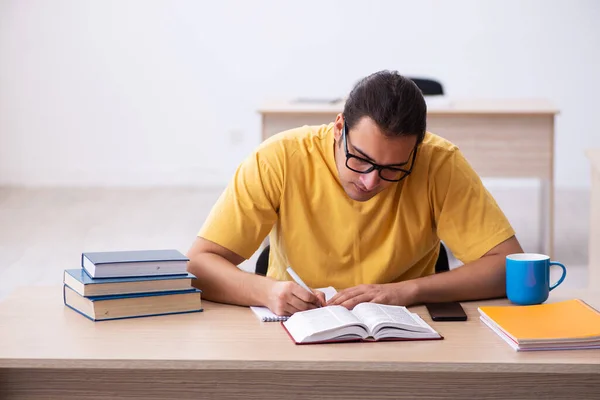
[262,113,338,140]
[1,369,598,400]
[262,113,553,179]
[422,114,553,178]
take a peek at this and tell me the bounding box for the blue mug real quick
[506,253,567,305]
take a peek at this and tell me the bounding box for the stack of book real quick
[63,249,202,321]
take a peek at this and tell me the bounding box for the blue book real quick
[63,284,203,321]
[64,268,197,297]
[81,249,189,278]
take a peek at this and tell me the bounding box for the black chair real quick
[255,245,271,276]
[255,243,450,276]
[408,77,444,96]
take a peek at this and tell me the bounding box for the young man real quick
[187,70,523,316]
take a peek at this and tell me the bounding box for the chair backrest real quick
[435,242,450,273]
[255,245,270,276]
[409,78,444,96]
[255,243,450,276]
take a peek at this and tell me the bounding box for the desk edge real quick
[1,359,598,374]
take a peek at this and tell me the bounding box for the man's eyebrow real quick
[352,145,412,167]
[352,145,376,162]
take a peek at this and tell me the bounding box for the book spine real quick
[64,302,97,322]
[91,309,203,322]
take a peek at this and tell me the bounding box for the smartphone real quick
[425,302,468,321]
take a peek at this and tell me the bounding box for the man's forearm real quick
[410,254,507,305]
[187,253,273,306]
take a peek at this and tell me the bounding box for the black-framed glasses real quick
[342,121,417,182]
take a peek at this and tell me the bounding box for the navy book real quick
[81,249,189,278]
[63,284,203,322]
[64,268,197,297]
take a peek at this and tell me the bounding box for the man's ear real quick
[333,113,344,142]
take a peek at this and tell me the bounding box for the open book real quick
[282,302,442,344]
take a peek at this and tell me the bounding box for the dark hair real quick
[343,70,427,143]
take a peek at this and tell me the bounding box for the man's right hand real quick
[266,281,326,316]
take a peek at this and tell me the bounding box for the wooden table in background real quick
[1,286,599,399]
[587,149,600,289]
[259,98,559,257]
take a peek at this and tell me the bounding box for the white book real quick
[81,249,189,278]
[282,303,442,344]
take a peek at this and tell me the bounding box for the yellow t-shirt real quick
[198,123,515,289]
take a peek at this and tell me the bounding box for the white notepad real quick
[251,286,338,322]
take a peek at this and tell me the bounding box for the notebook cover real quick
[65,269,196,285]
[280,322,443,345]
[478,299,600,341]
[81,249,189,265]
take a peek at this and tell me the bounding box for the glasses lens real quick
[379,168,407,181]
[346,156,373,173]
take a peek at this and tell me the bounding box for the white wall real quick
[1,0,599,187]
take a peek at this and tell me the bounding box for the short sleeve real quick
[198,148,282,260]
[430,148,516,264]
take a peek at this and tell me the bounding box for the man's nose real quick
[359,171,380,190]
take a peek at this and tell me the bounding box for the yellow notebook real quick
[478,299,600,351]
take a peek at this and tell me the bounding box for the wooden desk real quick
[259,98,559,256]
[587,150,600,288]
[1,286,599,400]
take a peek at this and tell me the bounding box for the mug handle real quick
[549,261,567,291]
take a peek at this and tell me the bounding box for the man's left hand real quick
[327,281,419,309]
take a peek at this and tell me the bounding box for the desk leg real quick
[539,179,554,258]
[590,167,600,289]
[549,179,555,259]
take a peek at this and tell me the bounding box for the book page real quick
[297,305,362,334]
[352,303,424,334]
[283,305,366,343]
[317,286,338,302]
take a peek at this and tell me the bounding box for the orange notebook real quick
[478,299,600,351]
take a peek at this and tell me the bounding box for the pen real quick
[286,266,313,294]
[287,266,324,307]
